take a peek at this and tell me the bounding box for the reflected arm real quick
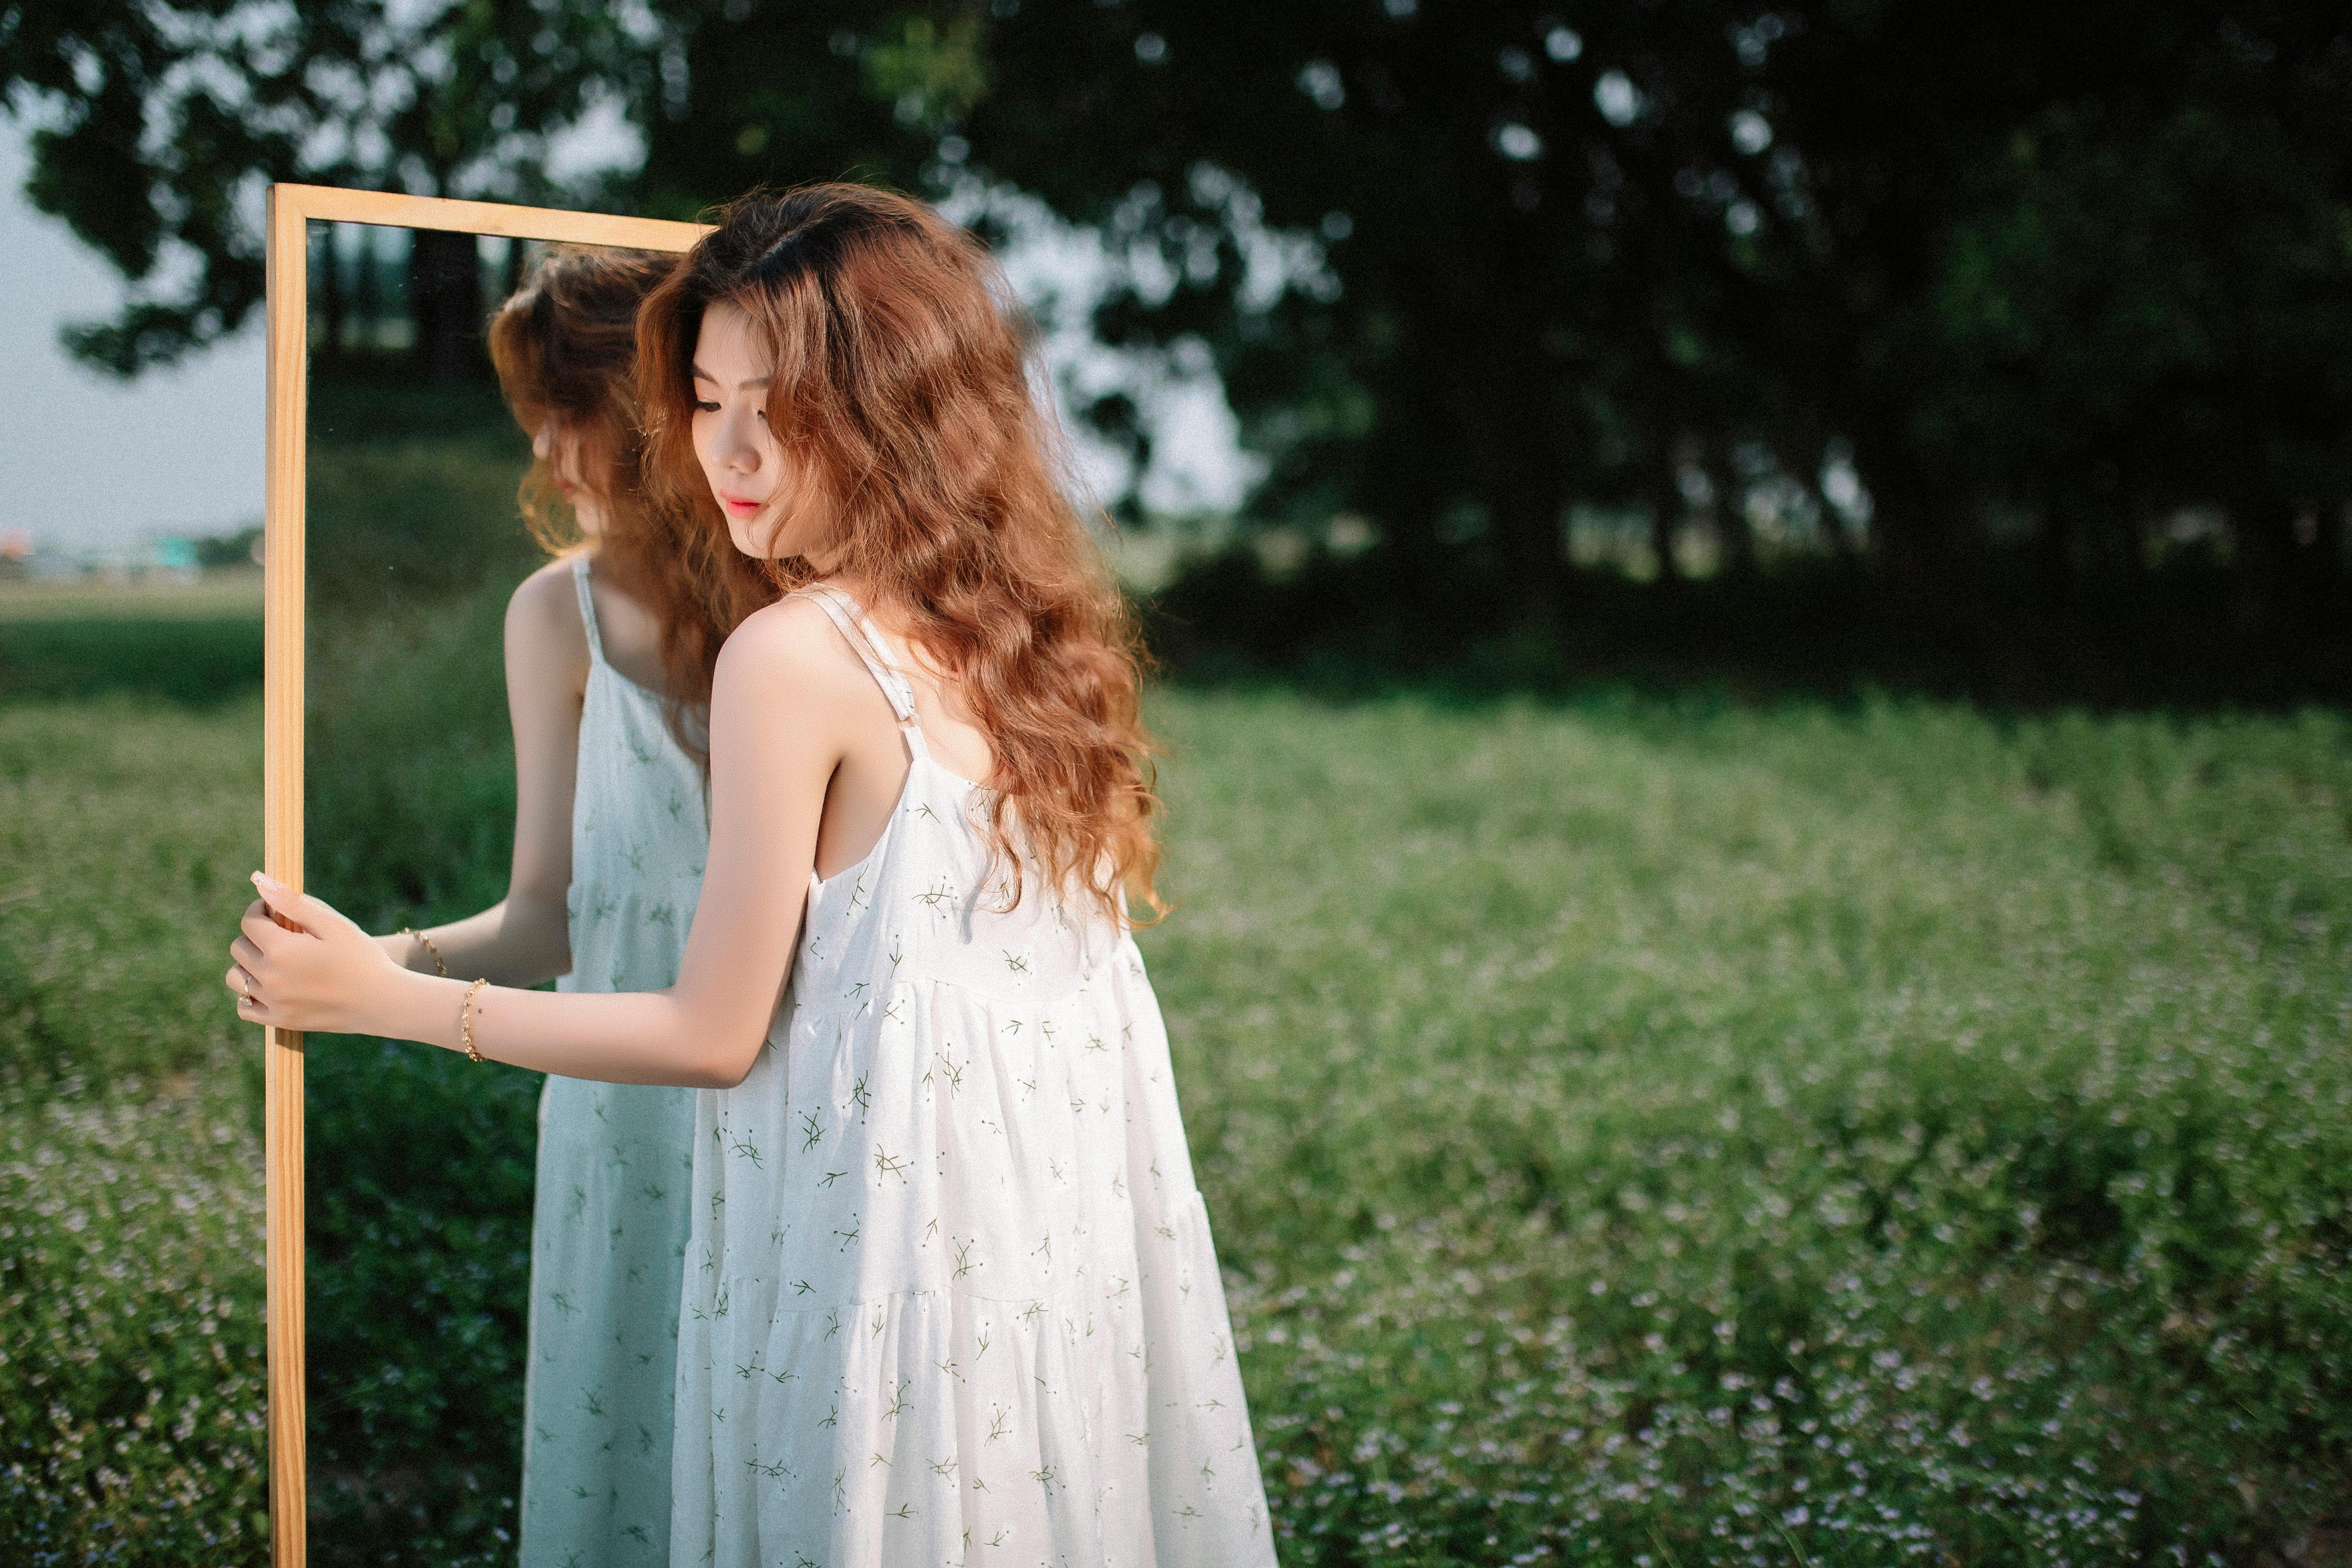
[344,599,851,1087]
[376,562,586,987]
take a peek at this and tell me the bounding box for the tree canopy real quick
[9,0,2347,635]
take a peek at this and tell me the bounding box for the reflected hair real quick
[486,243,768,755]
[635,183,1164,924]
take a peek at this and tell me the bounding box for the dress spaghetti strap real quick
[569,555,607,666]
[790,583,931,761]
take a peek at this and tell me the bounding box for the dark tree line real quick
[9,0,2349,639]
[938,0,2352,636]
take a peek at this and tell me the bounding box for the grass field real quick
[0,574,267,709]
[0,687,268,1559]
[0,574,266,622]
[3,503,2349,1559]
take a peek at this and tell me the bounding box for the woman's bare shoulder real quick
[715,593,868,697]
[504,557,590,661]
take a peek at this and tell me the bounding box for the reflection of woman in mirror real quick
[366,244,756,1565]
[231,186,1276,1563]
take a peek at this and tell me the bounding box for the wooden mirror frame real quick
[261,185,710,1566]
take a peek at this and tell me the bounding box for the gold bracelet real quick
[459,977,489,1063]
[400,927,449,977]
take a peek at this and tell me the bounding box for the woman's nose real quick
[717,410,763,473]
[532,423,551,460]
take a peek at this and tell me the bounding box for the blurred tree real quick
[9,0,2348,629]
[632,9,960,219]
[1729,2,2352,626]
[921,0,2352,628]
[0,0,663,378]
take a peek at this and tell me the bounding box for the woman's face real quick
[691,299,824,562]
[532,418,607,538]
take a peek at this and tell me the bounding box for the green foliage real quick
[306,380,538,614]
[0,697,268,1560]
[194,529,263,572]
[0,427,2347,1559]
[0,399,547,1562]
[1144,540,2352,710]
[303,1036,540,1562]
[14,664,2352,1564]
[18,2,2352,629]
[295,404,545,1560]
[301,584,544,1564]
[944,2,2352,616]
[0,617,264,707]
[860,15,989,134]
[0,699,264,1088]
[628,1,935,222]
[1150,689,2352,1563]
[0,1089,269,1562]
[4,0,667,373]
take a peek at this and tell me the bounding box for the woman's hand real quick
[226,873,407,1036]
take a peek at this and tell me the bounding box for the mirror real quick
[302,218,555,1547]
[261,188,705,1562]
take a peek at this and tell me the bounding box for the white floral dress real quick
[519,555,706,1567]
[671,585,1276,1567]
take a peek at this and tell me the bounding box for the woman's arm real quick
[232,597,874,1089]
[374,562,589,987]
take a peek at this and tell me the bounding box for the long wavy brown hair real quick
[486,243,767,752]
[635,184,1163,924]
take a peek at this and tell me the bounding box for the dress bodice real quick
[559,555,708,996]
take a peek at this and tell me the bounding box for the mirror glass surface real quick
[302,217,552,1549]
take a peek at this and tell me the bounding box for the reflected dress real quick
[518,556,707,1567]
[670,585,1277,1568]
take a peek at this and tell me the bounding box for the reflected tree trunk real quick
[409,230,486,385]
[1813,480,1861,566]
[319,224,346,364]
[2323,502,2352,621]
[1709,439,1756,579]
[1648,457,1683,586]
[2230,495,2304,636]
[353,225,382,354]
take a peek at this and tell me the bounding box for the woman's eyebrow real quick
[688,364,772,390]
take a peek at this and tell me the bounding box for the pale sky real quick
[0,121,1252,554]
[0,128,268,549]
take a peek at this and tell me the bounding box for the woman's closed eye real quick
[693,398,721,413]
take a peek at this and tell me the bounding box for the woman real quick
[376,243,759,1565]
[229,184,1277,1564]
